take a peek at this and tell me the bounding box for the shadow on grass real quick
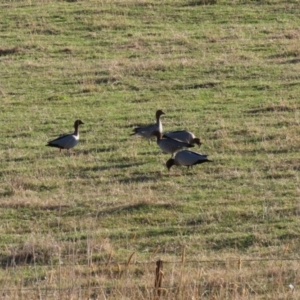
[246,105,295,114]
[38,205,71,211]
[83,162,146,173]
[1,248,52,268]
[116,170,164,184]
[183,0,218,6]
[99,202,176,216]
[75,146,118,155]
[1,252,38,268]
[165,165,212,176]
[5,151,84,163]
[281,58,300,64]
[174,82,219,90]
[0,202,70,211]
[0,250,52,269]
[208,234,257,251]
[0,47,20,56]
[8,147,118,161]
[241,148,292,155]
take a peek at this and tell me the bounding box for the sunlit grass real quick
[0,0,300,298]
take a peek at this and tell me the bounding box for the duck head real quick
[74,119,84,128]
[156,110,165,118]
[166,158,175,171]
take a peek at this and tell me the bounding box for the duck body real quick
[47,133,79,150]
[46,119,84,151]
[163,130,201,146]
[166,150,212,170]
[154,131,194,155]
[131,110,165,138]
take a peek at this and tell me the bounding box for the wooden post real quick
[154,259,163,298]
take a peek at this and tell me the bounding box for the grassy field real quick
[1,0,300,298]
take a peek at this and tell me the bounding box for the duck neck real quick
[156,114,161,124]
[74,125,79,136]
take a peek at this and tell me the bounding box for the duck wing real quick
[175,150,209,166]
[131,123,159,137]
[47,133,78,149]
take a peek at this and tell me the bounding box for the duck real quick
[163,130,201,146]
[153,131,194,156]
[166,150,212,171]
[46,119,84,151]
[131,110,165,139]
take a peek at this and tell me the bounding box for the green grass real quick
[1,0,300,298]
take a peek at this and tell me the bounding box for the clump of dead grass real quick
[1,236,59,268]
